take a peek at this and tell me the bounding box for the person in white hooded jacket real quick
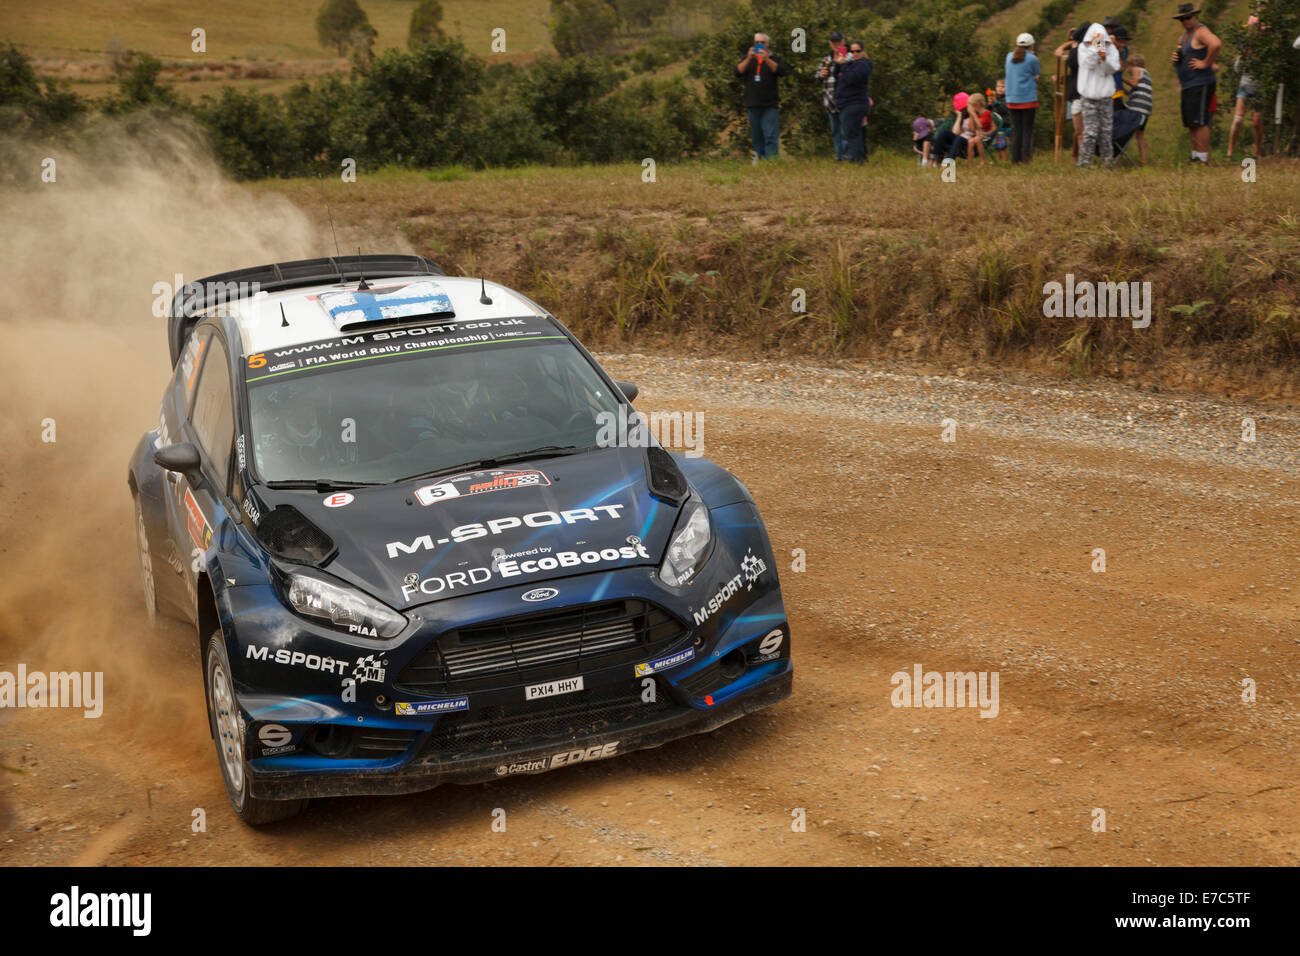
[1076,22,1121,167]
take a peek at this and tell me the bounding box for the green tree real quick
[550,0,620,57]
[0,43,85,131]
[408,0,446,50]
[349,39,483,166]
[316,0,376,57]
[102,51,180,114]
[194,87,297,179]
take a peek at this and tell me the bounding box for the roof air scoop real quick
[318,279,455,332]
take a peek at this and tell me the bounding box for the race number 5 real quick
[247,353,266,369]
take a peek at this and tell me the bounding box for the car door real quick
[174,326,238,617]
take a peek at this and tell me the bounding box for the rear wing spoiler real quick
[166,254,444,364]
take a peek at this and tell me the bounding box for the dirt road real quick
[2,343,1297,865]
[1,134,1295,865]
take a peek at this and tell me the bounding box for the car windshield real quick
[245,334,622,485]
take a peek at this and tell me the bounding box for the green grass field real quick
[256,157,1300,395]
[5,0,553,60]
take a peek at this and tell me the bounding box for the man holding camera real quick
[817,31,848,160]
[737,32,788,160]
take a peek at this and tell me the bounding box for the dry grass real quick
[5,0,553,61]
[262,156,1300,398]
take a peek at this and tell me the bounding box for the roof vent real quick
[318,279,454,332]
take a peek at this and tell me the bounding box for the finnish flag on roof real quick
[318,280,454,329]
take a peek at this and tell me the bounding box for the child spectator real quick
[931,92,968,161]
[912,116,936,165]
[1125,53,1153,163]
[947,92,993,164]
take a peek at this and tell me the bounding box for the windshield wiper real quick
[396,445,592,485]
[264,479,384,492]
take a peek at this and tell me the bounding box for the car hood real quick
[257,446,683,609]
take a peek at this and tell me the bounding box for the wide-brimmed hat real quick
[1016,32,1034,46]
[1173,3,1201,19]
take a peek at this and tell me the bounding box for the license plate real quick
[525,676,584,701]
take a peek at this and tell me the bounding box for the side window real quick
[176,328,211,415]
[189,339,235,493]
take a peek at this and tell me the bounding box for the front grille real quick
[417,679,677,759]
[395,599,687,694]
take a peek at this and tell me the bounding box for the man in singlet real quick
[1170,3,1222,164]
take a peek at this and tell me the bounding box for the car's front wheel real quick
[204,631,305,825]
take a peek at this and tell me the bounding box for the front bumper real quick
[251,666,791,799]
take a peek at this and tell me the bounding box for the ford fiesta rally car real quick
[128,254,792,824]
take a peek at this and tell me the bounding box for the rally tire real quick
[204,631,305,825]
[133,495,158,629]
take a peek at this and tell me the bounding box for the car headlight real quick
[281,568,406,639]
[659,496,711,587]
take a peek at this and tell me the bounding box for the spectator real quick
[944,92,993,164]
[931,92,968,161]
[1170,3,1221,165]
[1005,33,1042,164]
[1124,53,1154,164]
[1109,24,1132,111]
[817,31,848,160]
[834,40,873,163]
[1077,22,1120,168]
[913,116,936,165]
[1055,24,1091,161]
[736,32,788,160]
[1227,15,1264,159]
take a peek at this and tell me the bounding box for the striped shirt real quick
[1128,68,1153,115]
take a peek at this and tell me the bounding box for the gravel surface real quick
[601,353,1300,477]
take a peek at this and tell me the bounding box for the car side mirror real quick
[154,442,202,476]
[615,381,638,402]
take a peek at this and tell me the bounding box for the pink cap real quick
[953,92,969,110]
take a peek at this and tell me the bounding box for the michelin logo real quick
[396,697,469,716]
[634,646,696,677]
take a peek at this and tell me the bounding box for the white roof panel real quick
[233,276,546,355]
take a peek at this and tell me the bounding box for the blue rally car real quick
[128,255,792,823]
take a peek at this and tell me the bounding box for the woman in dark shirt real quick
[834,41,873,163]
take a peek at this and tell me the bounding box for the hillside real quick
[5,0,553,60]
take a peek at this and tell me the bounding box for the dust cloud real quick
[0,119,323,803]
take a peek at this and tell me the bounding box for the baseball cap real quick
[953,92,969,110]
[912,117,931,137]
[1016,32,1034,46]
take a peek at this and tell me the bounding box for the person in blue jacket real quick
[1004,33,1042,164]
